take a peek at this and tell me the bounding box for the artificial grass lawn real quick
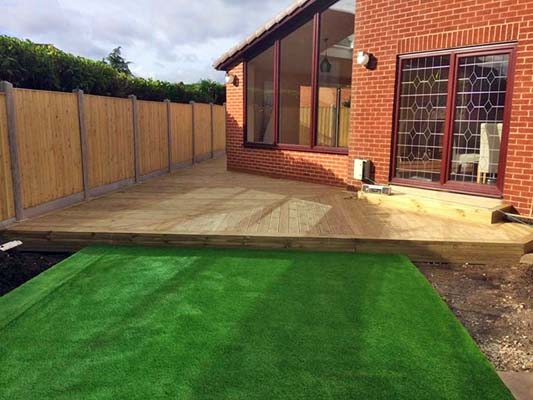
[0,246,511,400]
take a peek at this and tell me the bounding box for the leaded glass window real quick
[393,46,514,194]
[395,55,450,182]
[449,54,509,185]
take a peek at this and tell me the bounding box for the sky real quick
[0,0,296,83]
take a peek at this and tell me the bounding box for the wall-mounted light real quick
[356,51,370,67]
[225,73,236,85]
[356,51,377,70]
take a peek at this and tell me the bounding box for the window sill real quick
[243,142,349,155]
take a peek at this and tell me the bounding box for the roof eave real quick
[213,0,316,71]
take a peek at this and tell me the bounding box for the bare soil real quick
[418,261,533,372]
[0,249,69,296]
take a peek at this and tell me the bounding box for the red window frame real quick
[390,43,517,197]
[243,1,351,156]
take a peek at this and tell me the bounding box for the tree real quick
[0,36,225,104]
[186,79,226,104]
[105,46,133,76]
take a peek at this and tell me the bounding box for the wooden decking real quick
[3,157,532,263]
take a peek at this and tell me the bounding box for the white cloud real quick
[0,0,295,82]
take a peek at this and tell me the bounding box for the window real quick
[244,0,355,152]
[393,45,515,195]
[279,20,314,145]
[317,1,354,148]
[450,54,510,185]
[395,55,450,182]
[246,45,275,144]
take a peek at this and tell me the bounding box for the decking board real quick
[3,157,531,263]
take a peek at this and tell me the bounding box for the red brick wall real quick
[225,0,533,214]
[350,0,533,214]
[225,63,348,186]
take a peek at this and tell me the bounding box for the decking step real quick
[3,230,530,264]
[357,185,514,225]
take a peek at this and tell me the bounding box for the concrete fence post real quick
[164,99,172,173]
[223,102,227,154]
[0,81,23,220]
[190,101,195,164]
[222,102,228,153]
[210,103,214,159]
[129,95,140,183]
[73,89,89,200]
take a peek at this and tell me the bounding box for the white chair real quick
[478,123,502,183]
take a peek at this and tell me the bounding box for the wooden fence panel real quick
[170,103,193,165]
[299,107,311,145]
[316,107,334,146]
[308,106,351,148]
[0,84,225,222]
[85,95,134,188]
[212,105,226,153]
[14,89,83,209]
[138,100,168,176]
[339,107,350,148]
[193,103,211,161]
[0,94,14,221]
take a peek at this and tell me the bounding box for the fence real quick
[299,106,350,147]
[0,82,226,226]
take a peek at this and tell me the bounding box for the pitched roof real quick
[213,0,314,70]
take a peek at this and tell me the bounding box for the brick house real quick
[214,0,533,215]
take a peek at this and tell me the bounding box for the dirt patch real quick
[418,261,533,372]
[0,245,69,296]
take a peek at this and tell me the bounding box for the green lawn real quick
[0,246,511,399]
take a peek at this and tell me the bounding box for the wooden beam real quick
[4,230,529,264]
[0,81,23,220]
[22,192,85,220]
[88,178,135,198]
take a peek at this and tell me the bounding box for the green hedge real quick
[0,36,225,104]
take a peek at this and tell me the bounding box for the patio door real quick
[391,44,516,196]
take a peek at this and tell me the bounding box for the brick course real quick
[225,0,533,214]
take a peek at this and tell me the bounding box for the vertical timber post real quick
[190,101,195,164]
[165,99,172,173]
[73,89,89,200]
[210,103,214,159]
[129,95,140,183]
[0,81,23,220]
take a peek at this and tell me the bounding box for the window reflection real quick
[279,20,314,145]
[246,46,274,144]
[317,1,354,147]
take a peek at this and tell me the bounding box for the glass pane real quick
[449,53,509,186]
[317,0,355,148]
[246,46,274,144]
[395,55,450,182]
[279,20,314,145]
